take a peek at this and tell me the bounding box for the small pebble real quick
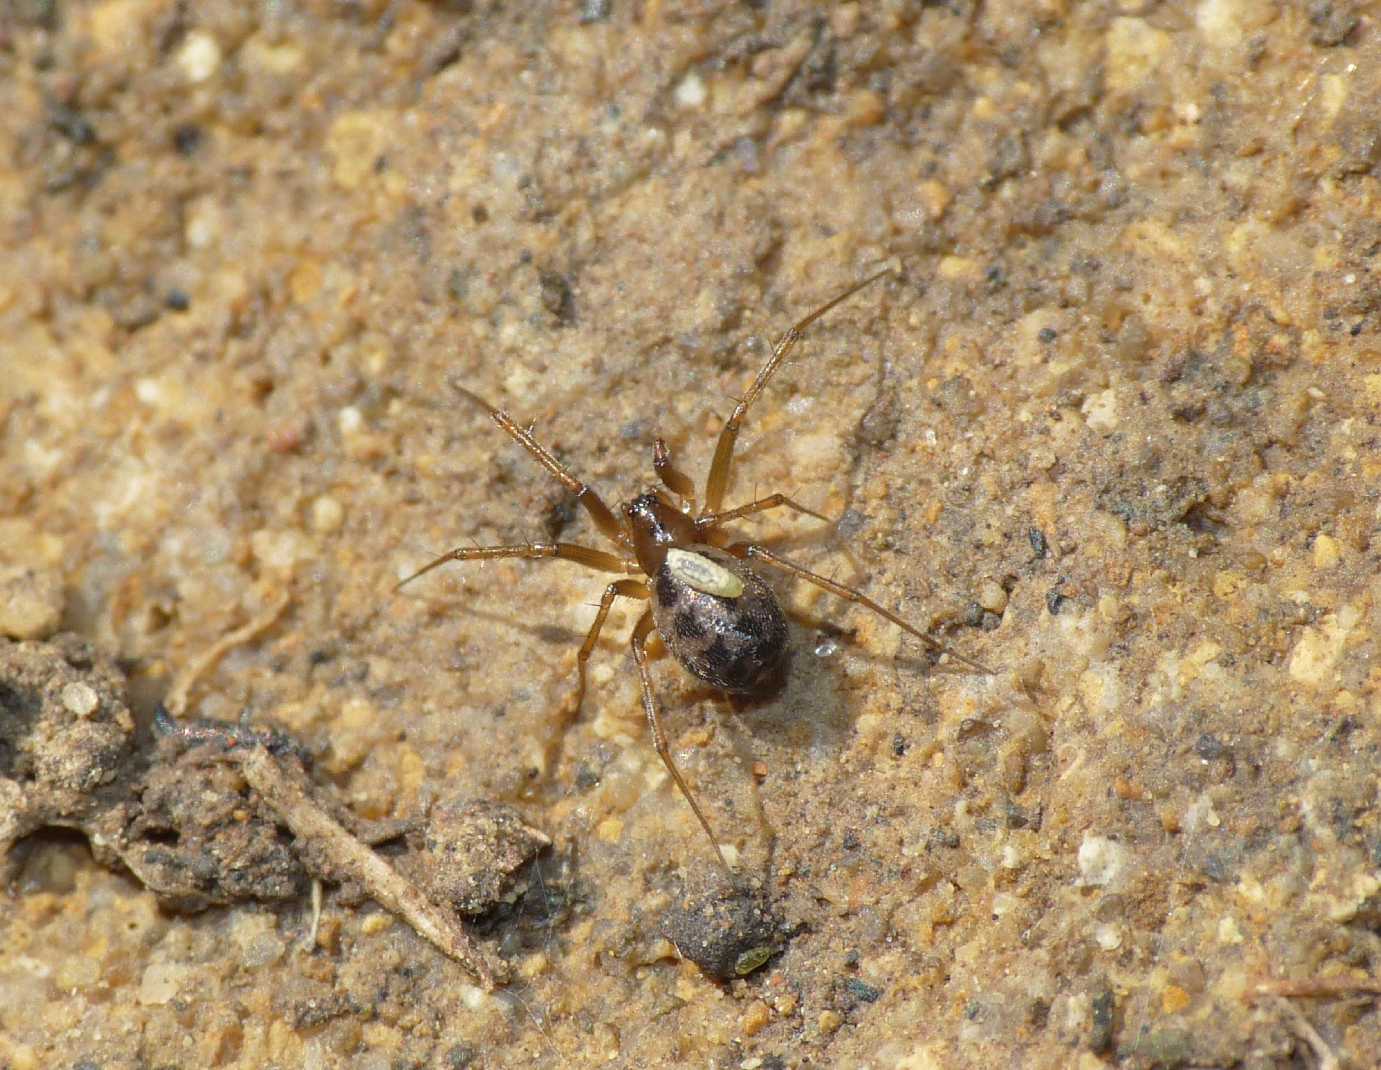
[662,878,779,981]
[1161,984,1192,1014]
[1081,388,1119,432]
[177,32,222,83]
[818,1009,844,1034]
[184,196,223,248]
[250,528,309,570]
[360,913,392,936]
[338,405,364,435]
[1077,834,1129,888]
[422,799,550,914]
[241,930,286,969]
[61,681,99,718]
[674,72,707,109]
[0,566,63,640]
[976,579,1008,614]
[1312,532,1341,569]
[139,959,194,1005]
[844,977,883,1003]
[310,495,345,535]
[740,1000,771,1037]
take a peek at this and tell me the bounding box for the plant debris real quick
[1,632,549,989]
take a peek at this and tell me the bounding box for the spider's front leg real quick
[702,269,891,514]
[395,541,635,591]
[453,384,629,550]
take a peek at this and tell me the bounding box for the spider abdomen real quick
[650,545,789,694]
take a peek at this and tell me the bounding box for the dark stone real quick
[662,879,780,981]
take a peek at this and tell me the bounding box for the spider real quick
[397,268,989,871]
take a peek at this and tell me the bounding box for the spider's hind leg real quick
[571,578,649,720]
[726,541,992,675]
[631,608,733,874]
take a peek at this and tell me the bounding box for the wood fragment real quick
[239,746,507,988]
[157,594,507,988]
[164,592,291,717]
[1265,996,1338,1070]
[1250,977,1381,1000]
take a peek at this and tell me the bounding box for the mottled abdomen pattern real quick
[650,546,789,693]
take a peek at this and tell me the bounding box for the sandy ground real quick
[2,1,1380,1067]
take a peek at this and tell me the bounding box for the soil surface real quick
[2,2,1380,1068]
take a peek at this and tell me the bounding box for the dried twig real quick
[1250,977,1381,1000]
[158,590,508,988]
[163,592,291,717]
[1265,996,1339,1070]
[239,746,507,988]
[299,878,323,953]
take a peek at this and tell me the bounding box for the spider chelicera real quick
[397,268,988,871]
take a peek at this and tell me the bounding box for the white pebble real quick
[977,580,1008,614]
[338,405,364,435]
[1082,388,1119,433]
[177,33,222,84]
[184,196,223,249]
[250,528,309,570]
[61,682,99,718]
[1217,915,1244,944]
[674,72,707,109]
[0,565,63,640]
[1076,833,1129,888]
[310,495,345,534]
[1196,0,1275,50]
[138,959,193,1005]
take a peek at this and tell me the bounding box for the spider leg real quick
[395,541,637,591]
[527,577,652,784]
[653,437,697,513]
[702,268,891,514]
[453,385,627,548]
[725,541,993,675]
[630,608,732,873]
[695,493,832,534]
[572,578,649,718]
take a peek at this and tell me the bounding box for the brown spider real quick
[397,269,988,871]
